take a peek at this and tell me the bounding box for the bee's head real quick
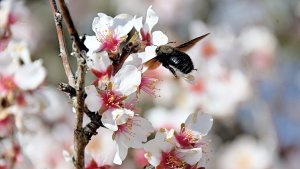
[155,45,173,55]
[155,46,160,54]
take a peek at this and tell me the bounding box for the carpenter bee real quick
[145,33,209,81]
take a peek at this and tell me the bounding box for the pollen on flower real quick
[95,29,120,52]
[159,150,187,169]
[175,128,201,148]
[117,119,133,134]
[0,76,17,94]
[101,90,124,109]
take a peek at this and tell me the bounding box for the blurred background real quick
[4,0,300,168]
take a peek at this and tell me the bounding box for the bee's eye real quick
[155,47,159,53]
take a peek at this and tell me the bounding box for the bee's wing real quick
[175,33,210,52]
[142,57,161,73]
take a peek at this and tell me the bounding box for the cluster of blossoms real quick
[144,112,213,168]
[0,1,68,168]
[0,40,46,127]
[82,6,213,168]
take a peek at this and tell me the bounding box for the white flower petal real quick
[185,112,213,136]
[112,65,141,96]
[0,53,15,74]
[177,147,202,165]
[102,109,134,131]
[84,85,102,112]
[116,116,154,149]
[87,51,111,71]
[14,60,46,90]
[144,152,160,167]
[123,53,142,68]
[102,109,118,131]
[113,141,128,165]
[152,31,168,46]
[114,109,134,125]
[113,14,135,38]
[130,117,154,148]
[7,41,31,64]
[143,129,175,166]
[84,36,102,56]
[144,5,158,33]
[133,17,143,32]
[86,128,117,166]
[62,150,73,162]
[92,13,113,33]
[138,45,157,64]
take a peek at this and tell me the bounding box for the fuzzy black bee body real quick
[145,33,209,79]
[155,45,194,77]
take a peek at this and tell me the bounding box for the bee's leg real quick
[193,68,198,71]
[163,63,178,78]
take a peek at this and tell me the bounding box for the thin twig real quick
[83,113,105,139]
[58,82,76,98]
[49,0,75,87]
[55,0,88,168]
[57,0,88,53]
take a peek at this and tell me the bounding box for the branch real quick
[58,82,105,139]
[55,0,88,168]
[57,0,88,53]
[49,0,75,87]
[83,112,105,139]
[58,82,76,98]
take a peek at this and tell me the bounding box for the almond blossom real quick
[134,6,168,47]
[0,40,51,167]
[84,63,156,165]
[84,64,141,112]
[85,127,116,168]
[0,41,46,120]
[143,112,213,168]
[102,109,154,165]
[0,0,35,51]
[85,13,135,55]
[217,136,272,169]
[0,0,14,51]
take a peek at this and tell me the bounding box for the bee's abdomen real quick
[169,54,194,74]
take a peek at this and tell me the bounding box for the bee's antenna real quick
[167,41,176,44]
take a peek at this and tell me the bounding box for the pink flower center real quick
[158,150,188,169]
[116,118,133,134]
[175,129,199,148]
[8,13,18,25]
[140,29,151,46]
[190,79,205,93]
[201,41,216,58]
[86,159,111,169]
[96,30,119,52]
[0,76,17,94]
[91,66,112,81]
[0,115,12,127]
[101,90,124,109]
[0,36,10,52]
